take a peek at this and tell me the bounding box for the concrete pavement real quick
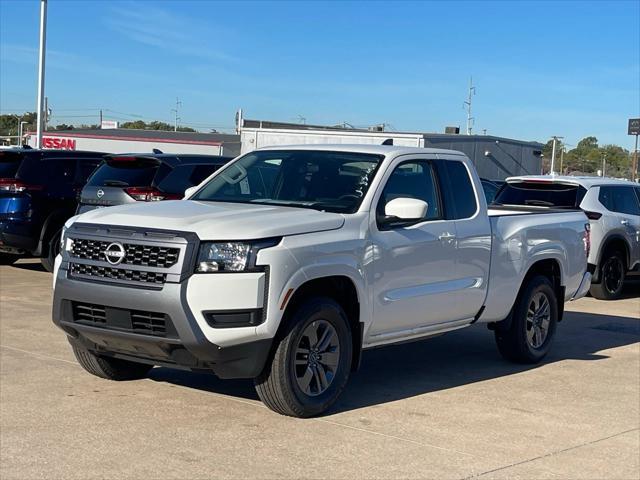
[1,259,638,479]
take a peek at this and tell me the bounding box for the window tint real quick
[494,182,585,208]
[87,159,164,187]
[17,158,75,184]
[445,161,478,218]
[0,158,21,177]
[156,164,220,194]
[378,161,440,220]
[599,186,640,215]
[76,159,102,183]
[481,180,498,204]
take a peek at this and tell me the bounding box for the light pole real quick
[17,121,29,147]
[550,136,563,174]
[601,153,607,177]
[35,0,48,149]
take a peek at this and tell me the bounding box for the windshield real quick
[192,150,383,213]
[494,181,586,208]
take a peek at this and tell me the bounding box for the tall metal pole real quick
[550,137,557,174]
[559,146,565,174]
[633,135,639,181]
[35,0,48,149]
[601,153,607,177]
[464,76,475,135]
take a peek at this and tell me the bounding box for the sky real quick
[1,0,638,149]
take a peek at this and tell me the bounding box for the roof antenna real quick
[152,148,163,154]
[381,138,393,145]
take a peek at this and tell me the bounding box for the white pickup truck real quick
[53,145,591,417]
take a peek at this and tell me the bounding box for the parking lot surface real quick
[1,259,638,479]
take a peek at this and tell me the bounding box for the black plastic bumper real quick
[53,271,272,379]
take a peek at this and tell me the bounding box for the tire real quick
[0,253,18,265]
[495,275,558,364]
[40,228,62,272]
[71,344,152,380]
[590,251,625,300]
[254,297,352,417]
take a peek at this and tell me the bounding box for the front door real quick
[368,157,460,338]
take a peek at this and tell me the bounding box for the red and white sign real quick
[42,137,77,150]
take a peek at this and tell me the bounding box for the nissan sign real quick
[629,118,640,136]
[42,137,77,150]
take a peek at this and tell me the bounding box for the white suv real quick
[496,176,640,299]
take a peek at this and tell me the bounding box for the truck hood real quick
[73,200,345,239]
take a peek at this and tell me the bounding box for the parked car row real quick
[0,148,232,270]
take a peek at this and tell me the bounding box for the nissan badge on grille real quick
[104,242,126,265]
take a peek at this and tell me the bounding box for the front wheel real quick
[40,229,62,272]
[254,297,352,417]
[495,275,558,364]
[590,251,625,300]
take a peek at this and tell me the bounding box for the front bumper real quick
[52,269,273,379]
[570,271,592,301]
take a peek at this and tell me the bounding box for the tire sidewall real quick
[283,298,352,416]
[600,252,625,298]
[515,277,558,361]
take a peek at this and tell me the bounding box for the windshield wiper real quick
[103,179,129,187]
[524,199,555,206]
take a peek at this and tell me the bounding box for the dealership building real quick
[239,118,544,180]
[25,118,544,180]
[26,128,242,157]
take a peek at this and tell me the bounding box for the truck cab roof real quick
[506,174,635,189]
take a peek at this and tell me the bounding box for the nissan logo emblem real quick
[96,189,105,199]
[104,242,126,265]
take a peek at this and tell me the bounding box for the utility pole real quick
[99,109,103,126]
[559,146,565,174]
[601,153,607,177]
[171,97,181,132]
[35,0,48,149]
[550,136,563,174]
[464,76,476,135]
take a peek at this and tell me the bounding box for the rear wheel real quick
[590,251,625,300]
[71,344,152,380]
[0,253,19,265]
[254,297,352,417]
[40,228,62,272]
[495,275,558,364]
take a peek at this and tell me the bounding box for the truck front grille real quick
[72,302,176,338]
[70,238,180,268]
[70,263,167,285]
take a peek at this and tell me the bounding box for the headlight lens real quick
[60,226,74,252]
[196,242,251,272]
[195,238,280,273]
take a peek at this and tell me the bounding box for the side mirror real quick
[384,198,429,223]
[184,186,198,199]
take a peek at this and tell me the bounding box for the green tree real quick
[120,120,196,132]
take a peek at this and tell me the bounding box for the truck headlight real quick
[60,226,74,252]
[196,239,280,273]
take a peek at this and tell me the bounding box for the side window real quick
[446,161,478,218]
[598,186,615,211]
[600,186,640,215]
[43,159,76,184]
[377,160,441,221]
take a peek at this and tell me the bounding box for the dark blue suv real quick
[0,148,105,270]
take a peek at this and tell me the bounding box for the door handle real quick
[439,232,456,242]
[621,219,629,226]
